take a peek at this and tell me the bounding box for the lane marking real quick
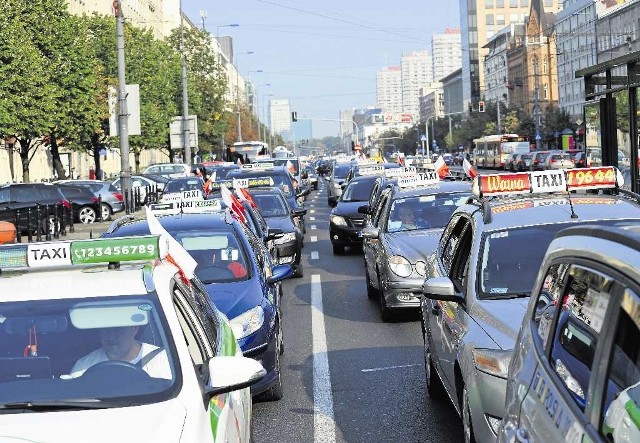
[311,224,317,230]
[310,209,316,214]
[310,216,316,221]
[311,235,318,242]
[360,363,421,373]
[311,251,319,260]
[311,274,336,443]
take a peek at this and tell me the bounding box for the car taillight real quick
[58,199,71,209]
[113,192,124,202]
[92,197,99,203]
[534,160,539,164]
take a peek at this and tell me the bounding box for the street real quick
[252,180,464,443]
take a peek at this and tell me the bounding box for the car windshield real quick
[342,180,375,202]
[387,192,470,232]
[270,159,299,175]
[173,230,250,284]
[164,179,203,193]
[0,294,178,409]
[479,219,632,299]
[252,194,289,217]
[333,165,351,180]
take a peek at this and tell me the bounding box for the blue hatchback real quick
[102,211,292,400]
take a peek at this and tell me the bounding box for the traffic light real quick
[478,101,485,113]
[291,111,298,122]
[351,141,355,151]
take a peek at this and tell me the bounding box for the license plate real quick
[525,160,531,166]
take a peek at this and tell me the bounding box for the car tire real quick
[261,326,284,401]
[40,215,61,236]
[365,268,378,299]
[379,277,393,321]
[423,330,446,400]
[332,243,344,255]
[462,384,477,443]
[101,203,112,221]
[78,206,97,224]
[294,262,303,278]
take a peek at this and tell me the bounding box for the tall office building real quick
[269,99,291,136]
[459,0,562,108]
[432,29,463,82]
[401,51,433,118]
[376,66,403,114]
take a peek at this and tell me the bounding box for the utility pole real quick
[179,0,191,167]
[199,9,207,31]
[497,99,502,133]
[115,0,131,212]
[533,55,541,150]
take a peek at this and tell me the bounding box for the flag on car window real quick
[463,158,478,179]
[434,155,450,179]
[220,183,247,224]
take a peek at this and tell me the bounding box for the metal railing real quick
[0,203,74,243]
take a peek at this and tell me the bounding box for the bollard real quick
[45,205,52,241]
[35,206,42,242]
[14,209,22,243]
[27,208,32,243]
[68,203,75,233]
[97,195,103,222]
[59,203,66,237]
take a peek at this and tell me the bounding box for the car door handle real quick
[431,304,441,316]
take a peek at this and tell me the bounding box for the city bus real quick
[472,134,530,169]
[226,141,270,164]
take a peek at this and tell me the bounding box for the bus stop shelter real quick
[577,51,640,193]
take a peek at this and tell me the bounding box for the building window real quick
[543,58,547,74]
[520,0,529,6]
[486,14,494,25]
[544,0,553,6]
[496,14,505,25]
[510,0,518,6]
[485,0,494,8]
[510,13,518,22]
[544,83,549,99]
[496,0,505,6]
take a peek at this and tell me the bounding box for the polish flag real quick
[220,183,247,224]
[286,160,296,175]
[145,206,197,282]
[236,187,258,209]
[463,158,478,179]
[434,155,450,179]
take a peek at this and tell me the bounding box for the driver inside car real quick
[69,326,171,379]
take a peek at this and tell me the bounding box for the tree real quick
[501,110,521,134]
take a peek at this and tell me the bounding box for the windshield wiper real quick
[0,399,108,411]
[503,292,530,299]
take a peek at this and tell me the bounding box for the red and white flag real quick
[220,183,247,224]
[236,187,258,209]
[463,158,478,179]
[286,160,296,175]
[433,155,450,179]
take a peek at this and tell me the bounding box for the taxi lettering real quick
[483,174,530,193]
[533,172,564,189]
[532,370,576,437]
[183,190,202,199]
[29,246,68,261]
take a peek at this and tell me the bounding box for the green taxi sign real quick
[71,236,161,265]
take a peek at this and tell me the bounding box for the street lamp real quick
[216,23,239,38]
[235,50,254,142]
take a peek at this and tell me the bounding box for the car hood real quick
[384,229,442,262]
[204,279,263,320]
[469,298,530,350]
[264,215,296,233]
[0,400,186,442]
[332,201,367,218]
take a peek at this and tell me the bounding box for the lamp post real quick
[179,0,191,168]
[235,51,254,143]
[216,23,239,38]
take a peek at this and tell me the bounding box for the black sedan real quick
[56,184,102,224]
[249,187,306,278]
[362,180,472,320]
[102,211,292,400]
[329,175,378,255]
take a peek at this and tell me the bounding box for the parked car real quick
[142,163,190,178]
[55,180,124,221]
[572,151,591,168]
[0,183,70,234]
[513,153,533,172]
[544,151,575,170]
[112,175,162,205]
[505,154,519,171]
[56,184,102,224]
[530,150,550,171]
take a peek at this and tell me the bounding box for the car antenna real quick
[565,172,578,219]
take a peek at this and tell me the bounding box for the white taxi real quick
[0,234,263,442]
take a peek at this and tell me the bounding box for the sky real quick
[184,1,460,138]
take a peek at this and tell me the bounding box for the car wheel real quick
[423,329,445,399]
[40,215,61,236]
[101,203,112,221]
[379,277,393,321]
[294,262,304,278]
[332,243,344,255]
[261,326,284,401]
[462,385,477,443]
[365,267,378,299]
[78,206,97,224]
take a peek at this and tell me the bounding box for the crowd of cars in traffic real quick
[322,153,640,443]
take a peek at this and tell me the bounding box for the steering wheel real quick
[81,359,150,379]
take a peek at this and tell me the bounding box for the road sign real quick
[170,115,198,150]
[420,135,427,142]
[108,84,141,136]
[535,133,542,141]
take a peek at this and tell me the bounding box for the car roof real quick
[1,266,151,302]
[556,223,640,251]
[458,193,640,232]
[229,166,289,176]
[392,180,472,198]
[106,212,233,236]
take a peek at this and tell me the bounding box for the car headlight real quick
[230,306,265,339]
[333,182,342,189]
[274,232,297,244]
[415,260,428,277]
[330,215,348,227]
[472,348,512,379]
[388,255,412,278]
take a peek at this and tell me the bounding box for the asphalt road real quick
[252,179,464,443]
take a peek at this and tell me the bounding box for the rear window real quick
[252,193,289,217]
[333,165,351,179]
[342,180,375,202]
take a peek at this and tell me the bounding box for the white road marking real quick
[360,364,422,373]
[311,235,318,242]
[311,224,317,230]
[310,209,316,214]
[311,251,319,260]
[310,216,316,221]
[312,274,336,443]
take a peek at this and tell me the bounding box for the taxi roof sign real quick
[242,162,274,170]
[397,171,440,188]
[232,177,274,189]
[357,165,384,176]
[385,166,417,178]
[0,236,168,270]
[149,199,222,215]
[472,166,624,198]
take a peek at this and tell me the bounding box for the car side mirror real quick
[340,183,348,190]
[267,264,293,284]
[266,227,284,241]
[291,208,307,217]
[297,188,311,198]
[358,205,370,215]
[361,227,380,239]
[204,356,266,399]
[328,199,337,208]
[422,277,464,303]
